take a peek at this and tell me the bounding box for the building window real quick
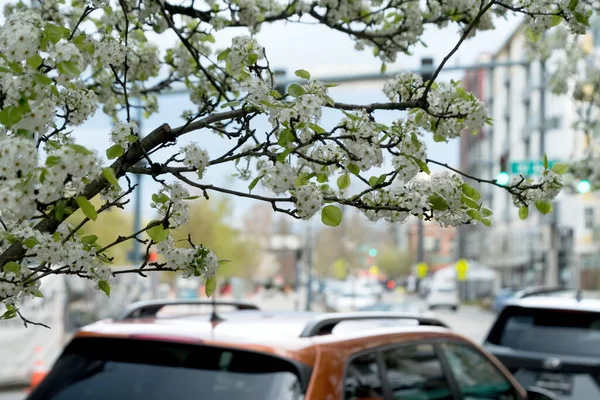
[585,207,595,229]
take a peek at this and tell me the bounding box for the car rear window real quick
[488,306,600,357]
[27,337,308,400]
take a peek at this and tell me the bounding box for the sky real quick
[0,2,523,229]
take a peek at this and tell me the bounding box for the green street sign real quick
[510,160,560,177]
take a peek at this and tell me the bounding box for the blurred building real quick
[407,221,456,272]
[461,21,600,289]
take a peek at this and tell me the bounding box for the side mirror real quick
[527,386,557,400]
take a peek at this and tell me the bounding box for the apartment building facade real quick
[460,21,600,289]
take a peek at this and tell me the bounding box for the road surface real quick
[0,294,495,400]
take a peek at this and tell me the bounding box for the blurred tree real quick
[377,247,413,278]
[68,199,133,265]
[172,197,260,279]
[314,209,376,278]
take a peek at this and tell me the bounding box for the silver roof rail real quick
[299,312,448,337]
[117,299,260,320]
[517,287,568,299]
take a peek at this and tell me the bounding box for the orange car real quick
[26,300,555,400]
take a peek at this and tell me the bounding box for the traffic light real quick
[420,57,434,82]
[368,248,378,257]
[577,180,591,194]
[496,154,510,186]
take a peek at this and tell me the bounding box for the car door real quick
[437,341,524,400]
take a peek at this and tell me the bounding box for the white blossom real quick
[182,143,210,177]
[295,184,323,219]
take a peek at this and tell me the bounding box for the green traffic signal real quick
[496,172,510,186]
[368,248,378,257]
[577,180,591,194]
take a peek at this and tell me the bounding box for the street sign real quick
[369,265,379,277]
[510,160,559,177]
[417,263,428,279]
[456,259,469,281]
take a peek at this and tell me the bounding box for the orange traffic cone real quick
[28,346,48,392]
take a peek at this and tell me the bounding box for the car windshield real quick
[489,307,600,357]
[27,337,307,400]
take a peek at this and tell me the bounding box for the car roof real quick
[75,310,457,366]
[504,293,600,312]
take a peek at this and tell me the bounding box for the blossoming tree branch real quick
[0,0,591,324]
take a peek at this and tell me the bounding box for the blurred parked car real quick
[358,301,428,315]
[427,281,459,311]
[493,288,516,313]
[484,289,600,400]
[27,299,553,400]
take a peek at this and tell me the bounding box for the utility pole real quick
[538,59,560,288]
[304,223,314,311]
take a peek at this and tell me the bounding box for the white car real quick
[426,282,459,311]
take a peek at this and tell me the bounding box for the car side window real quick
[344,352,385,400]
[381,343,453,400]
[440,342,520,400]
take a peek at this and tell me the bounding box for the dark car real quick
[483,289,600,399]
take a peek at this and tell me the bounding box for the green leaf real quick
[295,69,311,80]
[57,61,82,77]
[0,309,17,320]
[481,218,492,227]
[481,208,493,217]
[467,209,482,221]
[309,123,325,134]
[287,83,306,97]
[205,276,217,297]
[217,48,230,61]
[81,235,98,245]
[0,106,24,127]
[551,163,569,175]
[102,168,121,190]
[569,0,579,11]
[380,63,387,74]
[247,53,259,65]
[218,259,232,266]
[461,194,479,209]
[347,163,361,175]
[276,148,293,162]
[337,174,351,190]
[317,173,328,183]
[550,15,563,27]
[44,23,65,44]
[535,200,553,215]
[412,157,430,174]
[220,100,241,109]
[321,205,343,227]
[526,27,541,43]
[519,206,529,220]
[3,262,21,274]
[543,154,549,169]
[76,196,97,221]
[23,237,39,248]
[33,73,53,85]
[31,288,44,298]
[429,194,449,211]
[46,155,60,167]
[461,184,481,201]
[575,12,591,26]
[433,133,446,143]
[26,54,43,68]
[248,175,263,192]
[278,129,295,146]
[106,144,124,159]
[70,144,93,155]
[151,193,169,203]
[369,176,379,187]
[98,280,110,297]
[147,223,169,243]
